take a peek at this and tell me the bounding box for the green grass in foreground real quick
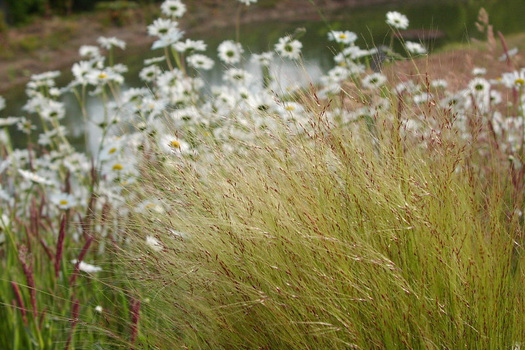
[126,99,525,349]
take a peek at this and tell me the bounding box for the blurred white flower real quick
[498,47,518,61]
[501,69,525,88]
[72,61,94,85]
[18,169,54,186]
[139,65,161,82]
[187,54,215,70]
[146,236,163,252]
[72,260,102,273]
[40,100,65,121]
[97,36,126,50]
[405,41,426,55]
[218,40,244,64]
[152,29,185,50]
[158,134,191,155]
[275,36,302,60]
[413,92,433,104]
[50,192,77,210]
[147,18,179,37]
[161,0,187,18]
[468,77,491,94]
[251,51,274,66]
[431,79,448,89]
[238,0,257,5]
[386,11,409,30]
[79,45,101,59]
[0,116,21,127]
[328,30,358,45]
[472,67,487,76]
[223,68,253,86]
[173,38,206,53]
[362,73,387,89]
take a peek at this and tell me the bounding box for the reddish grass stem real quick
[130,299,141,346]
[18,244,38,319]
[10,281,28,325]
[55,214,67,278]
[64,298,80,350]
[69,235,94,286]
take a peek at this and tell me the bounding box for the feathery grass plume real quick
[124,84,525,348]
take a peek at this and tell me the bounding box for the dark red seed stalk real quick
[130,299,141,346]
[69,235,94,286]
[30,198,39,238]
[64,298,80,350]
[18,245,38,319]
[10,282,28,325]
[55,214,67,278]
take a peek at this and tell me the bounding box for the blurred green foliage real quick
[5,0,45,25]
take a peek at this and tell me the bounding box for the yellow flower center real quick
[170,140,181,148]
[108,147,117,154]
[285,105,295,111]
[98,73,108,79]
[59,200,69,205]
[112,163,124,171]
[515,78,525,86]
[339,34,347,39]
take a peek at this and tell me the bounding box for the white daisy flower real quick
[97,36,126,50]
[147,18,179,37]
[161,0,187,18]
[251,51,274,66]
[79,45,101,59]
[72,61,94,85]
[275,36,303,60]
[223,68,253,86]
[501,69,525,88]
[328,30,358,45]
[151,29,185,50]
[362,73,387,89]
[386,11,409,30]
[472,67,487,76]
[187,54,215,70]
[173,38,207,53]
[217,40,244,64]
[468,77,491,94]
[158,134,191,155]
[50,192,77,210]
[139,65,161,82]
[405,41,427,55]
[40,100,65,121]
[95,305,103,313]
[16,118,36,134]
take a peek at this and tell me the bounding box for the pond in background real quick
[2,0,525,151]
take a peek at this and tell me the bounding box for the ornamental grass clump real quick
[1,0,525,347]
[125,86,525,348]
